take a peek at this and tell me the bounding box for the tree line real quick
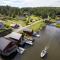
[0,6,60,18]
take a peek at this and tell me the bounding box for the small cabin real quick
[0,37,17,56]
[23,28,33,36]
[10,24,19,29]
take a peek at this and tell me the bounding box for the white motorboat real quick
[40,47,48,58]
[33,32,40,37]
[17,47,26,54]
[35,34,40,37]
[25,41,33,45]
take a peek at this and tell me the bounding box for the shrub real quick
[56,24,60,28]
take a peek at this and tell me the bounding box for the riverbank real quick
[50,20,60,28]
[12,25,60,60]
[0,23,60,60]
[28,20,46,32]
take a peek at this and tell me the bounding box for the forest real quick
[0,6,60,18]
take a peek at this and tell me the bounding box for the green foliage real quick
[50,19,56,23]
[29,20,46,31]
[56,24,60,28]
[0,6,60,19]
[4,24,11,28]
[0,29,5,33]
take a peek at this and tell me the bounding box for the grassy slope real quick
[29,20,46,31]
[56,24,60,28]
[3,19,26,27]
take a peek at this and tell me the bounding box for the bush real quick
[56,24,60,28]
[4,24,11,28]
[0,29,12,37]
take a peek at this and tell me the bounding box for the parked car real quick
[0,37,17,56]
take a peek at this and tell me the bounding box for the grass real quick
[2,19,26,27]
[0,28,12,37]
[50,19,56,23]
[0,15,42,27]
[12,20,26,27]
[56,24,60,28]
[0,16,46,32]
[24,15,40,25]
[30,15,40,21]
[28,20,46,32]
[0,29,5,33]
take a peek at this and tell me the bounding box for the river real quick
[0,25,60,60]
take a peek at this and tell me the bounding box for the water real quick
[0,25,60,60]
[56,20,60,24]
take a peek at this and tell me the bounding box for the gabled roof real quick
[0,37,11,51]
[23,28,32,32]
[5,32,22,40]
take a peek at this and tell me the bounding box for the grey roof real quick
[23,28,32,32]
[0,37,11,51]
[5,32,22,40]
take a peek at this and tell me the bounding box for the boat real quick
[40,47,48,58]
[17,47,26,54]
[25,41,33,45]
[35,34,40,37]
[33,32,40,37]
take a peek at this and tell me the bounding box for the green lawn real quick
[56,24,60,28]
[50,19,56,23]
[2,19,26,27]
[29,20,46,31]
[0,15,42,27]
[30,15,40,21]
[0,16,46,31]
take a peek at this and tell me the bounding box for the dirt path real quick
[13,21,40,32]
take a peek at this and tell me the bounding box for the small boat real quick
[25,41,33,45]
[33,32,40,37]
[40,47,48,58]
[35,34,40,37]
[17,47,26,54]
